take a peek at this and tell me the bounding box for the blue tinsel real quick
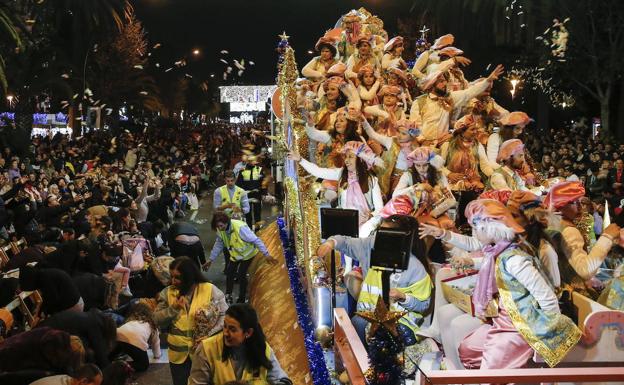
[277,217,332,385]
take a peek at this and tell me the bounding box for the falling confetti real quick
[155,63,160,68]
[139,91,148,95]
[237,70,244,77]
[153,43,162,49]
[185,73,193,78]
[233,59,245,70]
[220,50,229,54]
[220,59,228,64]
[133,65,144,70]
[226,66,233,74]
[61,74,69,79]
[72,93,79,99]
[105,108,113,115]
[165,67,173,72]
[249,61,255,66]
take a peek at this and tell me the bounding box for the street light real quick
[6,95,16,108]
[192,49,200,56]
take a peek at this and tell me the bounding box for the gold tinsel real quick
[279,46,322,287]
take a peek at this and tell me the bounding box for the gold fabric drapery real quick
[248,223,311,384]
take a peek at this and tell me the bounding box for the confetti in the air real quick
[185,74,193,78]
[220,50,229,54]
[165,67,173,72]
[249,61,255,66]
[72,93,79,99]
[139,91,148,95]
[220,59,228,64]
[61,74,69,79]
[233,59,245,70]
[153,43,162,49]
[226,66,233,74]
[133,65,144,70]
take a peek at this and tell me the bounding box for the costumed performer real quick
[363,85,405,137]
[381,36,407,71]
[409,64,504,145]
[357,64,381,109]
[361,115,420,198]
[301,35,339,86]
[542,181,622,298]
[440,114,494,224]
[486,111,532,169]
[288,141,384,237]
[488,139,542,193]
[458,199,581,370]
[345,34,381,86]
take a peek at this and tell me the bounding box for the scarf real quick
[429,93,453,111]
[473,241,511,317]
[345,170,371,226]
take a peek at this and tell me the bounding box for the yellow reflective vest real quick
[220,185,245,208]
[202,332,271,385]
[217,220,259,262]
[166,282,213,364]
[357,268,432,336]
[241,166,262,181]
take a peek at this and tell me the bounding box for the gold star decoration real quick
[355,297,406,339]
[278,31,290,41]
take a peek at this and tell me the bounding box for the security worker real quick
[206,212,277,304]
[237,155,265,230]
[213,170,249,220]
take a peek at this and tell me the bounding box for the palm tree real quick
[2,0,132,149]
[0,3,23,93]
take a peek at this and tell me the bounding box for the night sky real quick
[132,0,416,85]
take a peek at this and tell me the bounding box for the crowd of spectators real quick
[526,119,624,212]
[0,119,272,385]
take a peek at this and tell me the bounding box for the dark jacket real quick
[39,309,115,369]
[0,327,77,374]
[18,267,81,315]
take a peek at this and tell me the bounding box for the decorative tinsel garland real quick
[277,216,331,385]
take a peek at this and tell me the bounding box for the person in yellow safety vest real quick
[153,257,228,385]
[205,212,278,304]
[316,214,433,347]
[188,303,292,385]
[213,170,250,220]
[236,156,265,230]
